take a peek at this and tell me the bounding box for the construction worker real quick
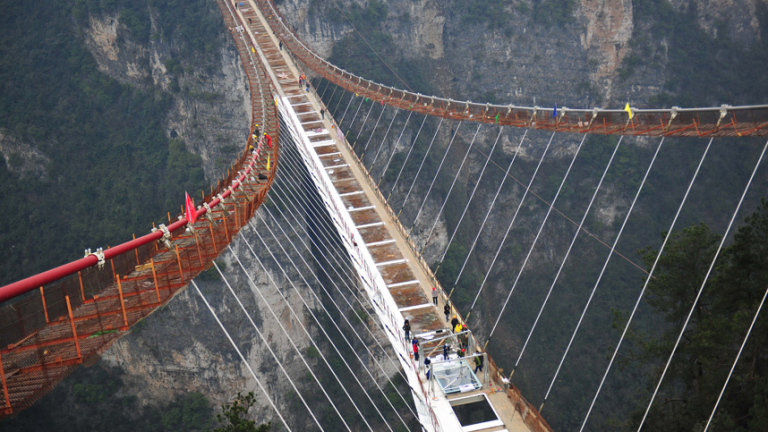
[432,287,438,305]
[412,338,420,364]
[424,357,432,379]
[443,343,449,360]
[402,319,411,342]
[459,324,469,348]
[454,322,463,335]
[458,348,465,358]
[253,124,260,141]
[474,351,484,374]
[264,133,272,148]
[444,303,451,322]
[451,315,459,331]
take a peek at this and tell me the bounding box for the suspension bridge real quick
[1,1,766,431]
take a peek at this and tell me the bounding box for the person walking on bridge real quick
[451,315,459,331]
[444,303,451,322]
[320,108,325,119]
[474,351,484,374]
[412,338,420,364]
[432,287,438,305]
[402,319,411,342]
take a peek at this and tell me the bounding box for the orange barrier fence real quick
[0,0,279,418]
[256,0,768,138]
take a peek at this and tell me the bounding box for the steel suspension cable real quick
[470,132,561,328]
[267,135,419,415]
[271,143,418,378]
[704,284,768,432]
[639,140,768,431]
[258,201,419,420]
[378,111,413,182]
[354,101,377,145]
[320,79,331,99]
[325,83,338,107]
[420,125,482,252]
[362,105,387,155]
[541,137,665,412]
[347,96,366,130]
[339,91,357,126]
[211,259,356,432]
[268,132,417,391]
[387,114,428,200]
[245,219,415,430]
[368,109,400,169]
[408,122,466,230]
[266,177,411,385]
[332,88,348,117]
[189,280,293,432]
[397,117,444,215]
[486,134,586,347]
[438,127,508,263]
[443,130,526,286]
[579,138,714,432]
[513,136,623,375]
[222,249,381,432]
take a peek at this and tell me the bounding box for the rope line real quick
[420,124,483,253]
[639,140,768,431]
[541,137,665,408]
[438,127,508,263]
[397,117,444,213]
[487,134,586,343]
[362,105,388,154]
[246,217,415,430]
[189,280,293,432]
[579,137,713,432]
[408,122,467,231]
[469,132,557,324]
[446,130,526,282]
[513,136,624,374]
[222,251,378,432]
[212,259,356,431]
[354,101,377,144]
[704,286,768,431]
[387,114,429,200]
[270,142,414,387]
[339,91,356,126]
[378,111,414,182]
[368,109,400,169]
[271,134,420,411]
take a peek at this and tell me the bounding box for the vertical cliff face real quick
[81,11,251,182]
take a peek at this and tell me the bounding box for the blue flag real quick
[553,104,557,118]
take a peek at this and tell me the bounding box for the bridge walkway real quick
[236,2,536,431]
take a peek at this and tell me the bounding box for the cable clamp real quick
[158,224,173,250]
[85,248,106,268]
[665,106,680,132]
[203,202,215,223]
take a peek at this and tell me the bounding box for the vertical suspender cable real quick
[408,122,466,230]
[354,101,377,145]
[397,118,444,214]
[387,114,428,200]
[540,137,665,412]
[420,125,482,252]
[378,111,413,182]
[465,132,556,324]
[639,140,768,431]
[362,105,388,155]
[339,93,359,126]
[484,134,586,345]
[190,280,293,432]
[368,109,400,170]
[513,136,623,374]
[579,138,713,432]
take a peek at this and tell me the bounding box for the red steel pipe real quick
[0,152,260,304]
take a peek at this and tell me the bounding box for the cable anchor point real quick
[157,224,173,250]
[85,248,106,268]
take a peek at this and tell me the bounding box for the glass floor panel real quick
[432,358,482,394]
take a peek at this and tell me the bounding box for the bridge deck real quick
[237,2,537,431]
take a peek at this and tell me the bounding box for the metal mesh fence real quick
[0,0,279,417]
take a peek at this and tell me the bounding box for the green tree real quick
[621,200,768,431]
[212,392,271,432]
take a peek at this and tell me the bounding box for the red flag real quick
[185,192,197,225]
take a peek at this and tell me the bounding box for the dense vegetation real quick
[2,364,214,432]
[619,201,768,431]
[0,0,224,285]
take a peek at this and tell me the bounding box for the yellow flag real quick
[251,47,255,53]
[624,103,633,119]
[267,156,271,170]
